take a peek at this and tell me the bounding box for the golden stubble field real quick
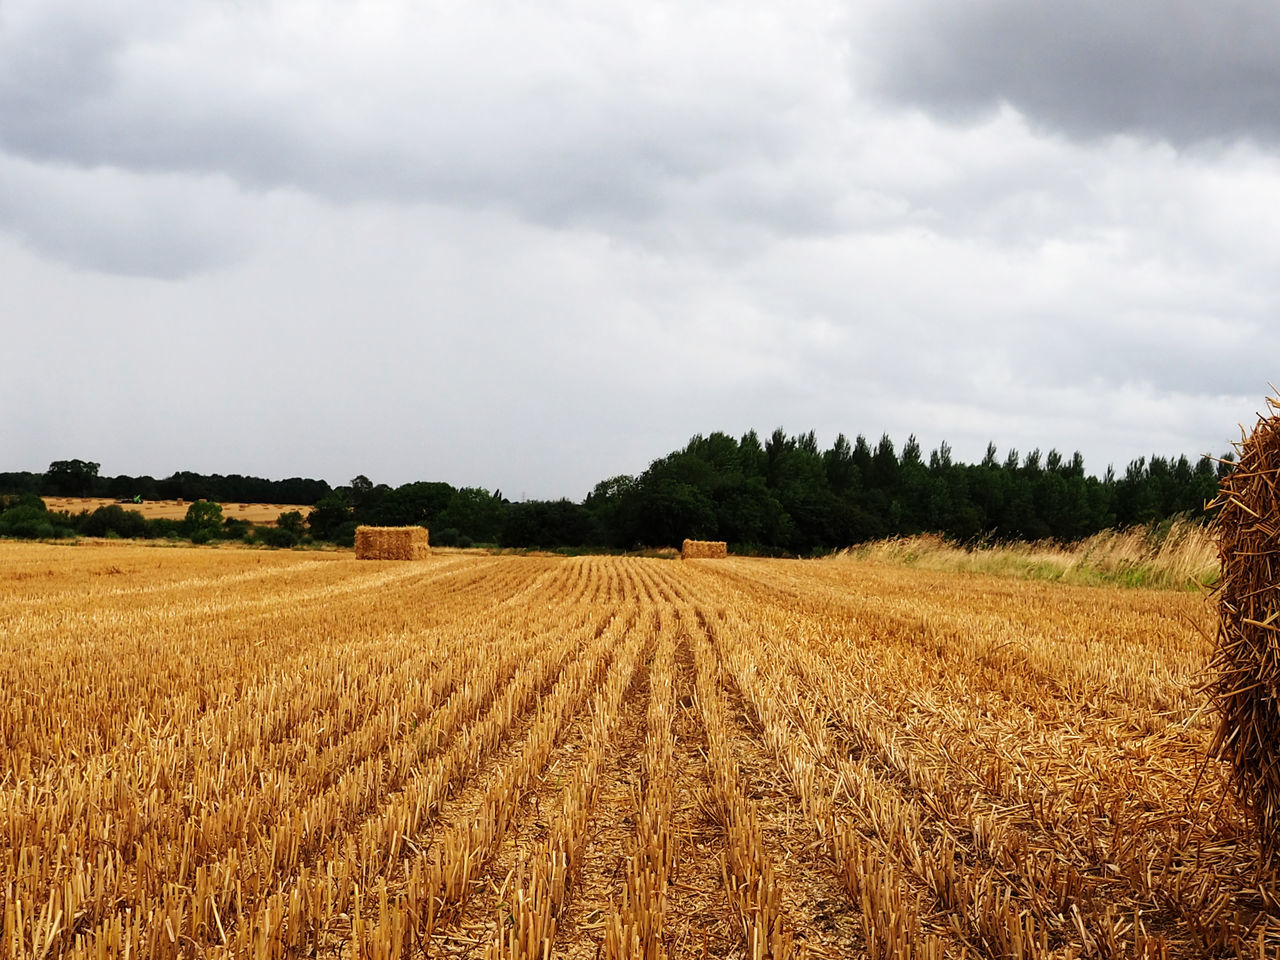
[40,499,312,526]
[0,541,1266,959]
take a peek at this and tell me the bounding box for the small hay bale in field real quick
[354,525,430,560]
[681,539,727,559]
[1210,393,1280,851]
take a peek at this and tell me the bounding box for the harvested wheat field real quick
[1,540,1272,959]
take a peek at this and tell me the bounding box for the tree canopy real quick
[0,431,1227,552]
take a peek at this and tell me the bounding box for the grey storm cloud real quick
[0,1,813,223]
[860,0,1280,145]
[0,155,245,277]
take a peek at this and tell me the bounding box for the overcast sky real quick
[2,0,1277,499]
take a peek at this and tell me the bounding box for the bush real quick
[308,496,354,541]
[80,505,152,539]
[185,500,223,540]
[500,500,594,548]
[328,520,358,548]
[0,505,74,539]
[223,517,252,540]
[433,527,462,547]
[0,493,46,512]
[150,518,186,540]
[277,511,305,536]
[258,526,300,549]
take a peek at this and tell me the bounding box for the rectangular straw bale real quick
[681,539,727,559]
[354,525,430,560]
[1210,392,1280,851]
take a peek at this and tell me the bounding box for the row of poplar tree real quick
[577,430,1224,554]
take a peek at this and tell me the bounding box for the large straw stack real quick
[354,525,430,560]
[1210,394,1280,851]
[681,539,727,559]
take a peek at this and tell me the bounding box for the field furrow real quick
[2,545,1272,960]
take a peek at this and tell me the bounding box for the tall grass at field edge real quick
[835,518,1218,590]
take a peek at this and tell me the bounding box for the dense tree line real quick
[0,432,1227,552]
[582,430,1225,554]
[0,460,330,505]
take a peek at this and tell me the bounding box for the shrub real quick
[223,517,252,540]
[500,500,594,549]
[150,518,185,540]
[308,496,355,541]
[0,493,46,513]
[80,505,152,539]
[185,500,223,540]
[258,527,300,549]
[0,505,74,539]
[329,521,358,547]
[433,527,462,548]
[277,511,305,536]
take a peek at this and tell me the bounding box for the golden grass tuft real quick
[681,539,727,559]
[354,525,430,560]
[1209,394,1280,851]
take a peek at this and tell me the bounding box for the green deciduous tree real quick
[45,459,100,496]
[185,500,223,543]
[436,488,507,544]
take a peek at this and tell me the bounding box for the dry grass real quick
[1,542,1268,958]
[42,496,311,526]
[354,524,430,560]
[839,517,1218,589]
[681,539,728,559]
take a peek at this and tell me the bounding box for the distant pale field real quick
[41,496,311,525]
[2,540,1264,958]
